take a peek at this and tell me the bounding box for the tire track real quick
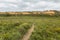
[22,24,35,40]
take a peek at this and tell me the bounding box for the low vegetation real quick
[0,13,60,40]
[0,19,32,40]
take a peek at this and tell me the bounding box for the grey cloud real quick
[23,0,40,2]
[42,0,60,3]
[23,0,60,3]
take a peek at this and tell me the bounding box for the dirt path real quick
[22,24,35,40]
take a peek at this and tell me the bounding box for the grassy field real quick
[0,16,60,40]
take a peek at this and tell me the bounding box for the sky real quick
[0,0,60,11]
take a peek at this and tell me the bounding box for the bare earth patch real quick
[22,24,35,40]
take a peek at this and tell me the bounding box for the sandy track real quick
[22,24,34,40]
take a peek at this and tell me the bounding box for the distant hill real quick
[0,10,60,16]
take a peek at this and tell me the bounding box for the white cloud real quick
[8,4,18,7]
[0,3,18,8]
[5,0,17,2]
[27,1,60,11]
[0,3,7,7]
[0,0,60,11]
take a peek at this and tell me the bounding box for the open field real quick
[0,16,60,40]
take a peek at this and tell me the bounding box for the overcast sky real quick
[0,0,60,11]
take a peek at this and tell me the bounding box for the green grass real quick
[0,16,60,40]
[0,16,32,40]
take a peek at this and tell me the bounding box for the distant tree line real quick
[0,11,60,17]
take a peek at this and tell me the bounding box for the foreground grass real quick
[0,16,60,40]
[0,16,32,40]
